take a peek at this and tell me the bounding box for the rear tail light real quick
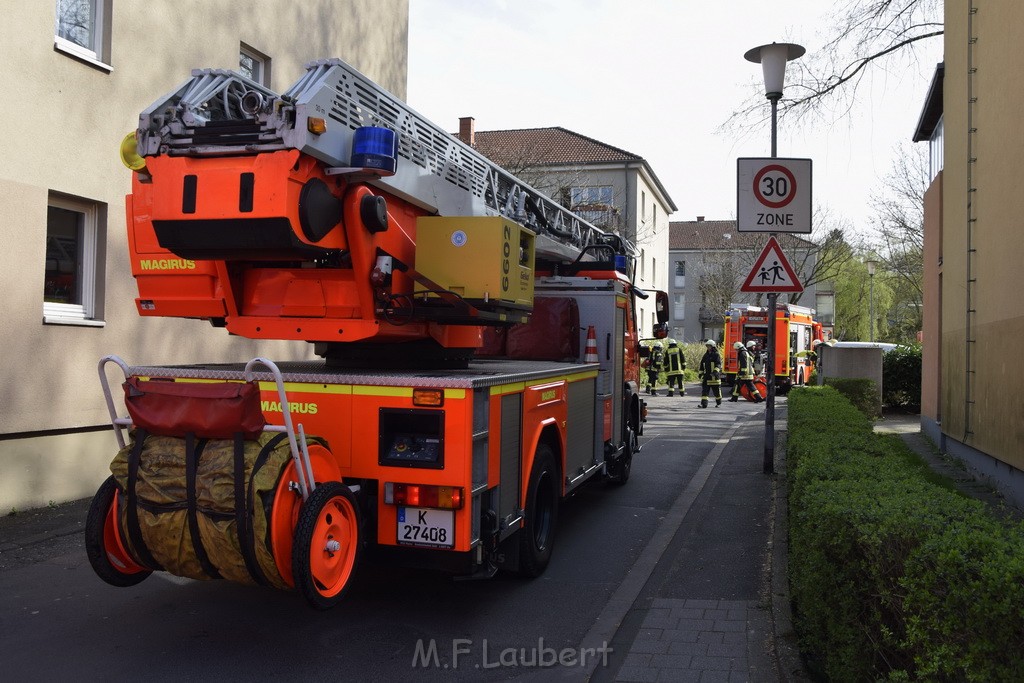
[384,482,463,510]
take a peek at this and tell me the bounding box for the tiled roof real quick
[470,127,642,166]
[670,220,815,250]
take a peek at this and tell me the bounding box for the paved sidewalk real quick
[619,597,760,682]
[589,397,792,683]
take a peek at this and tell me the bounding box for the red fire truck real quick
[722,303,824,394]
[87,58,668,609]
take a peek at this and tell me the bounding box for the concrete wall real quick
[941,2,1024,470]
[817,346,883,416]
[0,0,409,511]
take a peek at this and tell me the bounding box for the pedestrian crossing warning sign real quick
[740,236,803,293]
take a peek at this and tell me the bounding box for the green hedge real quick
[883,344,922,410]
[787,387,1024,681]
[822,377,879,418]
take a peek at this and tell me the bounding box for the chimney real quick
[696,216,705,222]
[459,117,475,146]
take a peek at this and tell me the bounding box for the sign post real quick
[742,43,806,476]
[737,159,811,475]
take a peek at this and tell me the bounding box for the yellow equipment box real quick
[415,216,535,313]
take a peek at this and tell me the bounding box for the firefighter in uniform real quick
[664,339,686,396]
[730,341,764,402]
[644,341,664,395]
[697,340,723,408]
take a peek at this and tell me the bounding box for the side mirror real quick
[655,291,670,324]
[652,323,669,339]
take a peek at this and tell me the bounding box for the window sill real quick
[53,39,113,73]
[43,316,106,328]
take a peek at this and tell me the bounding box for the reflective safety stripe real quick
[490,371,597,396]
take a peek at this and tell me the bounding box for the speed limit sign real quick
[737,158,812,233]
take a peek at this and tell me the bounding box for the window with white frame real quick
[929,116,944,182]
[569,186,613,207]
[674,293,685,320]
[239,44,271,85]
[54,0,111,67]
[44,193,105,325]
[674,260,686,288]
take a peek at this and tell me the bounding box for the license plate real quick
[397,507,454,548]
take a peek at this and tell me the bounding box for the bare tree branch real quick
[721,0,943,136]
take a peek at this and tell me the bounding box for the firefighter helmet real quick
[733,341,743,350]
[705,339,716,347]
[746,340,757,349]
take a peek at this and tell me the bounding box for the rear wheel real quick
[292,482,361,610]
[609,422,635,485]
[84,476,152,587]
[518,444,559,577]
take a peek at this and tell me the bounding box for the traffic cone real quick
[584,325,599,363]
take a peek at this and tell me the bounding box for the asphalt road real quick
[0,388,759,682]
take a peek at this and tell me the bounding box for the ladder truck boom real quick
[135,59,626,265]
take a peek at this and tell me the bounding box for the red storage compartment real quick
[476,325,507,357]
[507,297,580,361]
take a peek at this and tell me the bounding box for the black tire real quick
[84,476,152,587]
[610,423,635,486]
[518,444,559,577]
[292,482,362,610]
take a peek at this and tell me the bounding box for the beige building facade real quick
[920,2,1024,505]
[0,1,409,510]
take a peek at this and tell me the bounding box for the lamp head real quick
[744,42,806,99]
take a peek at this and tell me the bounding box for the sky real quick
[406,0,943,234]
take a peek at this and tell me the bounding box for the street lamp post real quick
[866,258,877,342]
[744,42,804,475]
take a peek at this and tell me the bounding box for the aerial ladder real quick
[125,58,636,367]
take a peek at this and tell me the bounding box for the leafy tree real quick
[832,247,894,341]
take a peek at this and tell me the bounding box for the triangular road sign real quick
[740,236,803,293]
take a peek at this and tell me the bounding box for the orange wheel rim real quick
[308,495,358,598]
[104,490,147,574]
[271,446,341,587]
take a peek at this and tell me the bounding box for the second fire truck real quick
[722,302,824,394]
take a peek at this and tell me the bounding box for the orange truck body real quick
[124,272,645,576]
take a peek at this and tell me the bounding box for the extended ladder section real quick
[136,58,630,264]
